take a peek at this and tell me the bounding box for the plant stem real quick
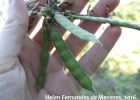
[72,15,140,31]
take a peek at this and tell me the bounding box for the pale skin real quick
[0,0,121,100]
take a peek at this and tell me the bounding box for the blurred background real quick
[0,0,5,28]
[0,0,140,99]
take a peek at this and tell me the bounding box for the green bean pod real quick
[50,20,96,93]
[36,18,50,92]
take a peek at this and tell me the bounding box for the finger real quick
[0,0,28,59]
[0,2,28,97]
[79,26,122,76]
[53,0,120,65]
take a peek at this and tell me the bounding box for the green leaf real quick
[54,13,102,45]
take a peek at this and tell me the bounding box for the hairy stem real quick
[72,15,140,31]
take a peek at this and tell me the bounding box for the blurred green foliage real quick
[0,10,3,20]
[0,9,4,22]
[89,0,97,2]
[114,1,140,22]
[90,0,140,22]
[0,10,2,16]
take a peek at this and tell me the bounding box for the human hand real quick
[0,0,121,100]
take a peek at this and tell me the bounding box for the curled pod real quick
[36,18,50,92]
[50,20,96,93]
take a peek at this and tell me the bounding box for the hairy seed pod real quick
[72,14,140,31]
[54,13,102,45]
[36,19,50,92]
[50,20,96,93]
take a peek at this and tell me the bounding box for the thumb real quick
[4,0,29,30]
[0,0,28,59]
